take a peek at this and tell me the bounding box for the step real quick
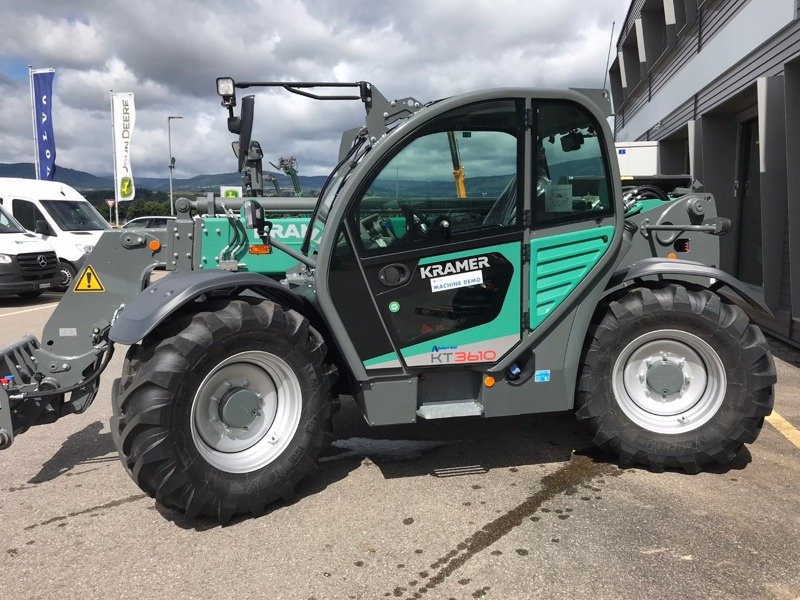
[416,400,483,420]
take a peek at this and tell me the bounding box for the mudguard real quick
[607,257,773,319]
[109,270,306,345]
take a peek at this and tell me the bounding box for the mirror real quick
[34,219,52,236]
[231,141,240,158]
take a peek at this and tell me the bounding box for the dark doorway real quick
[735,117,762,287]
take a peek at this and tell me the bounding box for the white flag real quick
[111,92,135,200]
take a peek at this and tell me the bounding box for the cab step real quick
[416,400,483,420]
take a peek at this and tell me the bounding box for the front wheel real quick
[110,299,335,522]
[576,283,776,472]
[56,260,75,291]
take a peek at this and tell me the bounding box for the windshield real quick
[40,200,110,231]
[0,205,24,234]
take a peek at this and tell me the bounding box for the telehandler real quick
[0,78,775,521]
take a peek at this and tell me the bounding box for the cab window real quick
[351,100,523,255]
[12,199,47,231]
[534,101,613,226]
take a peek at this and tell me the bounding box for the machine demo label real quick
[420,256,488,293]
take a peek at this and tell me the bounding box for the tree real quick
[125,200,171,221]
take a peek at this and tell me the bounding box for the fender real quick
[606,257,773,319]
[109,271,307,345]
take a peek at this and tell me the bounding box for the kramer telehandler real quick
[0,78,775,521]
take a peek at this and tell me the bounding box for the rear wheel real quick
[111,298,335,522]
[576,283,775,472]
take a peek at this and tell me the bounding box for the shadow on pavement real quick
[27,420,116,484]
[158,397,751,531]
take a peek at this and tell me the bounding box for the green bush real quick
[125,200,171,221]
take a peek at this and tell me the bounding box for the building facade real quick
[610,0,800,343]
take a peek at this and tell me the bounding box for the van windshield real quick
[0,205,24,233]
[40,200,110,231]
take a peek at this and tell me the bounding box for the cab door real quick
[330,99,527,370]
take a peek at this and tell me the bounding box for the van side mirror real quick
[34,219,52,236]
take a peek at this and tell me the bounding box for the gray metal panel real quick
[757,75,788,311]
[784,60,800,320]
[697,114,738,274]
[356,377,417,426]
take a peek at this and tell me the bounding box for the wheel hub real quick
[612,330,727,434]
[218,387,262,429]
[645,359,685,396]
[190,350,303,474]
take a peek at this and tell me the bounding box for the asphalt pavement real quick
[0,294,799,600]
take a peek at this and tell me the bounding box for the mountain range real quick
[0,163,328,192]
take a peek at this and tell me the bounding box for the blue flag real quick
[32,70,56,180]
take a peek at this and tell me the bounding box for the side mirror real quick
[34,219,52,236]
[242,200,266,234]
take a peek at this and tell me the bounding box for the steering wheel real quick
[360,212,396,249]
[399,203,431,240]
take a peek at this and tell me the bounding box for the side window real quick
[352,100,522,255]
[534,102,613,226]
[12,199,44,231]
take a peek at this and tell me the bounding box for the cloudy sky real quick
[0,0,628,179]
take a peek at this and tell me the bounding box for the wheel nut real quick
[225,382,232,389]
[211,396,218,403]
[211,416,218,422]
[224,427,231,434]
[242,380,249,387]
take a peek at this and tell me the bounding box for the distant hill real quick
[0,163,327,193]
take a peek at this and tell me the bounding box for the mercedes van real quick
[0,202,59,298]
[0,178,110,290]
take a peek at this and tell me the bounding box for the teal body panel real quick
[197,215,318,274]
[529,226,614,329]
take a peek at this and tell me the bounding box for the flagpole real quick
[110,90,120,228]
[29,65,40,180]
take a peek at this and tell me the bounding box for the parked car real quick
[0,178,110,290]
[0,203,60,298]
[122,216,175,229]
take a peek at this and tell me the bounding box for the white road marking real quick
[0,302,59,318]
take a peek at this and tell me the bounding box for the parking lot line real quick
[766,411,800,449]
[0,303,59,318]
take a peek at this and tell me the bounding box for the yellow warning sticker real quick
[73,265,105,292]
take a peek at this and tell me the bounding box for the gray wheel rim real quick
[190,350,302,473]
[59,265,73,287]
[611,329,727,435]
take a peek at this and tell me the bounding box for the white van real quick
[0,178,110,290]
[0,202,60,298]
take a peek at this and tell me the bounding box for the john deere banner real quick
[30,68,56,180]
[111,92,136,201]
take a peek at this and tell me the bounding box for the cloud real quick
[0,0,627,178]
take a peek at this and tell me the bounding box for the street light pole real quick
[167,115,183,216]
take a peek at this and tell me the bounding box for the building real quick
[609,0,800,344]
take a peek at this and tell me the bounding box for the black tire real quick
[576,283,776,472]
[56,260,75,291]
[17,291,43,299]
[110,298,335,522]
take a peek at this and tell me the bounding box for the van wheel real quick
[56,261,75,291]
[576,283,775,472]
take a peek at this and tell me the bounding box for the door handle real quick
[378,263,410,287]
